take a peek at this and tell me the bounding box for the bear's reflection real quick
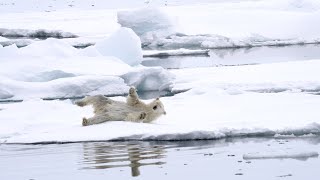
[81,142,166,177]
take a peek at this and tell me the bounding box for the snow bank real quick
[0,37,174,100]
[121,67,174,91]
[0,42,133,80]
[95,27,143,66]
[0,76,129,100]
[0,28,78,39]
[243,151,319,160]
[20,38,79,57]
[0,89,14,99]
[25,70,76,82]
[0,44,19,57]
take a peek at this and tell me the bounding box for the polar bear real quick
[75,87,166,126]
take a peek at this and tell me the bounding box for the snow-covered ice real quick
[1,0,320,144]
[0,36,172,101]
[0,36,9,42]
[1,0,319,49]
[118,0,320,49]
[3,56,320,143]
[171,59,320,94]
[2,46,320,143]
[2,86,320,143]
[2,41,320,143]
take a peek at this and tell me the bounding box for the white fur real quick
[76,87,166,126]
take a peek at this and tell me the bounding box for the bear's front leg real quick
[127,87,138,106]
[125,112,146,122]
[128,87,139,100]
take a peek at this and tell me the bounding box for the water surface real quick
[142,44,320,69]
[1,137,320,179]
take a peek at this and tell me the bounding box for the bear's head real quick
[150,98,166,116]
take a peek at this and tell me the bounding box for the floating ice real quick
[138,32,320,50]
[121,67,174,91]
[0,28,78,39]
[0,39,33,48]
[143,48,209,58]
[1,89,320,143]
[95,27,143,66]
[243,151,319,160]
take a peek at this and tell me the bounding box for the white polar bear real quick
[76,87,166,126]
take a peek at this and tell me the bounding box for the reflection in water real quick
[1,137,320,179]
[81,142,166,177]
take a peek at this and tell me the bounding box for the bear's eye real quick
[153,105,158,110]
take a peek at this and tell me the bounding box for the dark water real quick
[1,137,320,180]
[142,44,320,69]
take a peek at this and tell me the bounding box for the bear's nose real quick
[163,111,167,115]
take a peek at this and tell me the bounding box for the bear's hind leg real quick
[75,99,87,107]
[82,115,109,126]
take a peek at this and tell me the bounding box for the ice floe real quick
[0,28,78,39]
[1,0,320,144]
[0,35,173,101]
[171,59,320,94]
[1,0,319,50]
[1,87,320,143]
[243,151,319,160]
[143,49,209,58]
[0,39,33,48]
[118,0,320,49]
